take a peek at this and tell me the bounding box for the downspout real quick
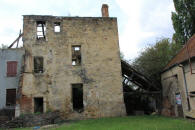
[185,38,195,75]
[179,64,191,111]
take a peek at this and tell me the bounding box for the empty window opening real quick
[7,61,17,77]
[54,22,61,32]
[6,89,16,106]
[34,97,43,113]
[190,91,195,94]
[72,84,84,112]
[189,91,195,97]
[72,46,81,66]
[34,57,43,73]
[36,21,46,40]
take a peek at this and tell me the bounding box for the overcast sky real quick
[0,0,175,60]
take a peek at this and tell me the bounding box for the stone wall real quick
[19,15,126,119]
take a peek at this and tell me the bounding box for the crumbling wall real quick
[161,75,179,117]
[20,15,126,119]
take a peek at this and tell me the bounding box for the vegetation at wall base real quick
[14,115,195,130]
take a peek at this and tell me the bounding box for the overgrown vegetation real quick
[130,1,195,89]
[14,116,195,130]
[0,44,8,49]
[132,38,182,88]
[172,0,195,45]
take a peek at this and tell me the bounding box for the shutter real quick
[7,61,17,77]
[6,89,16,106]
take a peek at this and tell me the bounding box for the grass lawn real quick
[14,115,195,130]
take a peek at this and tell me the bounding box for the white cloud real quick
[0,0,175,60]
[116,0,157,59]
[116,0,175,60]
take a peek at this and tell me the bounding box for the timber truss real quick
[121,60,160,94]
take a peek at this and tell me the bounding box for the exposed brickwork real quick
[101,4,109,17]
[20,95,32,114]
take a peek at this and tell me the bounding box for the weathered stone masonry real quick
[18,15,126,119]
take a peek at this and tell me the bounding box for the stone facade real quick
[18,15,126,119]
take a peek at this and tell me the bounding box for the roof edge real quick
[164,34,195,70]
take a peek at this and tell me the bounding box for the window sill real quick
[34,72,44,76]
[7,75,17,77]
[72,65,81,66]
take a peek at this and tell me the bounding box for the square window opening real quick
[72,46,81,66]
[36,21,46,40]
[190,91,195,95]
[34,57,44,73]
[34,97,43,113]
[54,22,61,32]
[72,84,84,112]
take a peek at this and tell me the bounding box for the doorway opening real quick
[72,84,84,112]
[34,97,43,113]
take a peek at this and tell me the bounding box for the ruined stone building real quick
[161,34,195,119]
[2,4,125,119]
[0,4,161,120]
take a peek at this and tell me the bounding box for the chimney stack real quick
[101,4,109,17]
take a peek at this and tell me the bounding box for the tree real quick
[132,38,182,88]
[172,0,195,45]
[0,44,8,49]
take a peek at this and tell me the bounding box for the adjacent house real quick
[161,34,195,119]
[0,49,24,109]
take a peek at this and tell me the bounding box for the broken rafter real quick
[8,32,23,48]
[121,60,160,91]
[41,23,45,39]
[16,30,21,48]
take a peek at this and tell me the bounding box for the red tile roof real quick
[165,34,195,70]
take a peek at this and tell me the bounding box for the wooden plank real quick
[8,33,23,48]
[16,30,21,48]
[6,89,16,106]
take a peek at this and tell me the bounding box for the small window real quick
[36,21,46,40]
[34,57,43,73]
[72,84,84,112]
[189,91,195,97]
[7,61,17,77]
[34,97,43,113]
[72,46,81,66]
[54,22,60,32]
